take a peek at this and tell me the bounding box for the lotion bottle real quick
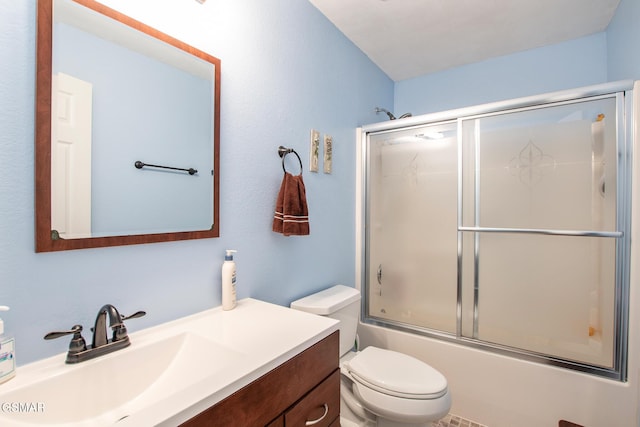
[222,250,237,310]
[0,306,16,385]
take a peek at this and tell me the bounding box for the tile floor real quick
[435,413,487,427]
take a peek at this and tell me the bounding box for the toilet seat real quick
[352,380,451,424]
[343,347,452,423]
[346,346,448,399]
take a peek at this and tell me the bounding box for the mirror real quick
[35,0,220,252]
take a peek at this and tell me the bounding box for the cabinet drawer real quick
[285,369,340,427]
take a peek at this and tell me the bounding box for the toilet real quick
[291,285,451,427]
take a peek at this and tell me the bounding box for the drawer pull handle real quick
[305,403,329,426]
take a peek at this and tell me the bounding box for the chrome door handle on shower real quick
[377,264,382,285]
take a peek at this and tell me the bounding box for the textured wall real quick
[607,0,640,81]
[0,0,393,364]
[394,33,609,117]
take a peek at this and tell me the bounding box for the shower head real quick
[375,107,396,120]
[375,107,412,120]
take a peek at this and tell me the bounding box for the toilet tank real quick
[290,285,361,357]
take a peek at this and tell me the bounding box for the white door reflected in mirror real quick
[51,72,92,239]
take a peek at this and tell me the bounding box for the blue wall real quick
[55,23,214,235]
[394,33,609,116]
[2,0,638,367]
[395,0,640,116]
[0,0,393,364]
[607,0,640,81]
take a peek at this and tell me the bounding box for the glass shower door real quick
[459,95,622,368]
[362,84,631,379]
[366,122,458,334]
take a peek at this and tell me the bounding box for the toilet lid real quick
[347,347,447,399]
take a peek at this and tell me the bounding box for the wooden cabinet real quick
[181,331,340,427]
[285,370,339,426]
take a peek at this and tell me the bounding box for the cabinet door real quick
[267,415,285,427]
[285,370,339,427]
[181,332,339,427]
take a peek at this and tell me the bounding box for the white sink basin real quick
[0,332,246,426]
[0,299,339,427]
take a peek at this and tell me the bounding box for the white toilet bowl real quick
[291,285,451,426]
[343,346,451,425]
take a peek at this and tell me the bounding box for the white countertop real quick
[0,299,339,426]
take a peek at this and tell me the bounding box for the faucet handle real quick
[120,311,146,321]
[44,324,87,354]
[44,324,83,340]
[112,310,146,342]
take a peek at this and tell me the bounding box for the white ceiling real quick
[309,0,621,81]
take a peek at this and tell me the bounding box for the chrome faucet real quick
[93,304,127,348]
[44,304,146,364]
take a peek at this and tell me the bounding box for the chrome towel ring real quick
[278,146,303,174]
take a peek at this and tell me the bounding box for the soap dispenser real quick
[222,250,237,310]
[0,306,16,384]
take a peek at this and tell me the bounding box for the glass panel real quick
[367,122,458,333]
[363,86,629,380]
[462,97,618,232]
[462,233,616,368]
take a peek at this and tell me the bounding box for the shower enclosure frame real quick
[357,80,634,381]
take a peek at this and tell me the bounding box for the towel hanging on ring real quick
[273,147,310,236]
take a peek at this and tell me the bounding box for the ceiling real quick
[309,0,621,81]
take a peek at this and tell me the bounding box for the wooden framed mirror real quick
[35,0,220,252]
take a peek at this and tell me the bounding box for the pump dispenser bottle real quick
[0,306,16,384]
[222,250,237,310]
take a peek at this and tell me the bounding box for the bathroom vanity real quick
[0,299,339,426]
[181,332,340,426]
